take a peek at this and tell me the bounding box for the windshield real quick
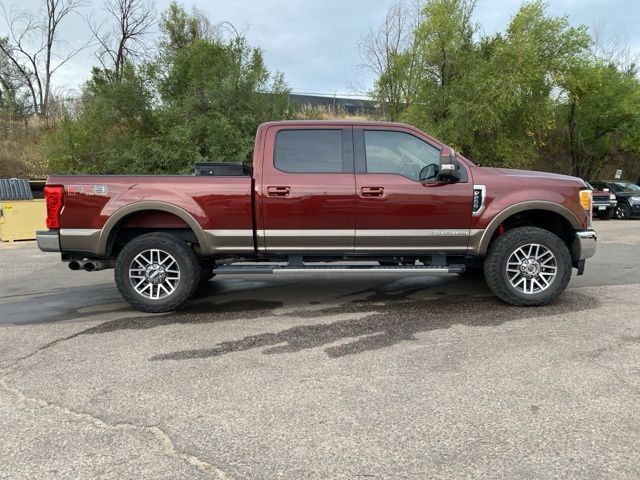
[611,181,640,193]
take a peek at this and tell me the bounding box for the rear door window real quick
[275,130,344,173]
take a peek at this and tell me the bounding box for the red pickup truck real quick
[37,121,597,312]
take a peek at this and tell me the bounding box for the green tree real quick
[46,1,291,174]
[410,0,476,122]
[46,64,156,173]
[150,3,291,169]
[555,61,640,179]
[358,1,426,121]
[377,0,596,170]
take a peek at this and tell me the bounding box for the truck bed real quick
[49,175,254,255]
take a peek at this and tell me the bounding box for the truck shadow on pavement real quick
[145,290,598,361]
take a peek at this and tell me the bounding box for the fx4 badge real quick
[67,184,109,196]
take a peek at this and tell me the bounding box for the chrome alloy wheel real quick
[129,249,180,300]
[506,243,557,295]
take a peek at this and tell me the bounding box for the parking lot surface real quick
[1,220,639,479]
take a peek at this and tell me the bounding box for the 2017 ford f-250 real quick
[37,121,597,312]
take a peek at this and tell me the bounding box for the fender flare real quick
[98,201,210,256]
[472,201,583,256]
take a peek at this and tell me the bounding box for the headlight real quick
[579,190,592,210]
[610,194,616,200]
[630,196,640,204]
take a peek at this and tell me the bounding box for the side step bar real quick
[213,263,466,275]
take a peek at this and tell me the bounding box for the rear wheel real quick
[115,232,201,313]
[615,202,631,220]
[484,227,572,306]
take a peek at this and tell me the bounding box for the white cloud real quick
[3,0,639,97]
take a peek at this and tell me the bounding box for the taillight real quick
[44,185,64,229]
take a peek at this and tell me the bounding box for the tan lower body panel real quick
[204,230,254,254]
[355,229,474,252]
[257,229,355,252]
[59,229,101,253]
[253,229,484,254]
[58,228,485,256]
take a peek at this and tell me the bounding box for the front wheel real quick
[484,227,572,306]
[115,232,201,313]
[615,202,631,220]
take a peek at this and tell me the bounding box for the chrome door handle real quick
[267,186,291,197]
[361,186,384,197]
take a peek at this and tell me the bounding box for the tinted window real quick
[364,130,440,181]
[275,130,343,173]
[612,181,640,192]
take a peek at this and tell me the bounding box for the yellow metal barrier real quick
[0,199,46,242]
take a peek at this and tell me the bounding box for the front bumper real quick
[573,229,597,261]
[592,201,616,210]
[36,230,61,252]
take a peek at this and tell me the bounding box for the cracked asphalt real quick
[1,220,639,479]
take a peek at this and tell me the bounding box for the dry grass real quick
[0,116,50,179]
[293,104,375,121]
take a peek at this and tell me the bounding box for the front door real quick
[258,126,356,253]
[354,127,473,253]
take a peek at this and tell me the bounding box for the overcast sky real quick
[2,0,639,97]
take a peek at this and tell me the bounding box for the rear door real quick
[354,127,473,253]
[257,126,356,253]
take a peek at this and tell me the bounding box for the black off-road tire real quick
[615,202,631,220]
[598,208,614,220]
[484,227,572,307]
[115,232,201,313]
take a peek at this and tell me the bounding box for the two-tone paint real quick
[42,121,593,262]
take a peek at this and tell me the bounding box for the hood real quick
[478,167,587,186]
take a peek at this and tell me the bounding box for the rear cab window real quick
[275,129,345,173]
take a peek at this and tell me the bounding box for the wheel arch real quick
[472,201,583,257]
[98,202,210,256]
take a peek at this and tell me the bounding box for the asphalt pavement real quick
[1,220,639,479]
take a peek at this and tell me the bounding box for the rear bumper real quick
[573,229,597,261]
[36,230,60,252]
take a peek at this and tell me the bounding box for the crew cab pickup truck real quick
[587,184,617,220]
[37,121,597,312]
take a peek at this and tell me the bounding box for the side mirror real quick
[437,146,460,182]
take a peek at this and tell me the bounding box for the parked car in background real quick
[586,183,617,220]
[589,180,640,219]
